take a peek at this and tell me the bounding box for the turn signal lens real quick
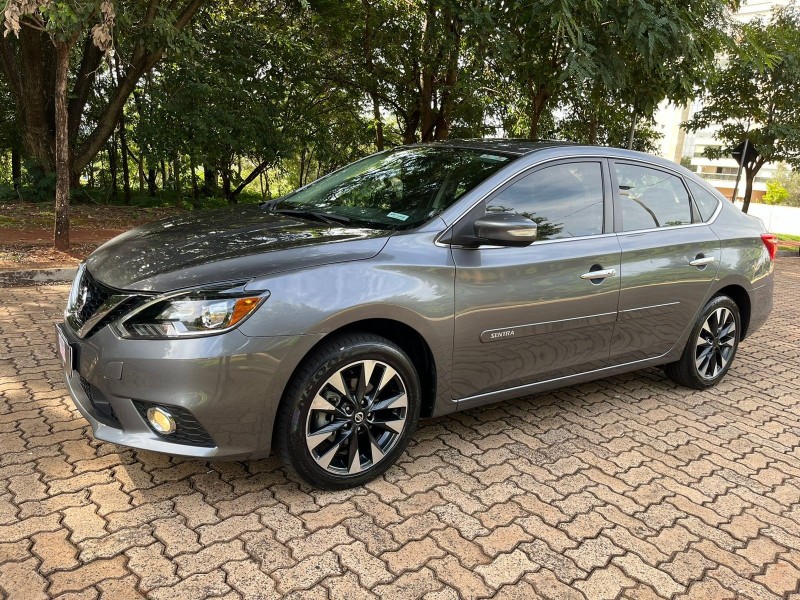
[761,234,778,261]
[229,297,262,327]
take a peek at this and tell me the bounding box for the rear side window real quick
[686,179,722,222]
[486,162,604,240]
[614,163,692,231]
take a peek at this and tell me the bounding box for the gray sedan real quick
[57,140,775,489]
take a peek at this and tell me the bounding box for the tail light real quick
[761,233,778,261]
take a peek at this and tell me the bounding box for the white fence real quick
[732,201,800,236]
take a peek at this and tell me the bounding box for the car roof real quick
[411,138,575,156]
[418,138,698,175]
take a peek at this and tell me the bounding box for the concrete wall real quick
[732,201,800,235]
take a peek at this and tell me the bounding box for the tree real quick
[487,0,734,143]
[685,6,800,213]
[764,165,800,207]
[1,0,205,249]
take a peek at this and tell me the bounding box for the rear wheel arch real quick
[713,284,751,340]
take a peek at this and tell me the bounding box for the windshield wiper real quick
[271,208,351,225]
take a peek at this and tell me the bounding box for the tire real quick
[665,295,741,390]
[274,332,421,490]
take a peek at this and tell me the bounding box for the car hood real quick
[85,205,391,292]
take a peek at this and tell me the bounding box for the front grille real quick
[70,268,112,329]
[66,267,146,337]
[132,400,216,447]
[79,376,121,427]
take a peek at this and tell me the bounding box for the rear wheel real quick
[665,295,740,389]
[275,333,421,490]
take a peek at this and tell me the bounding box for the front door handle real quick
[689,256,716,267]
[580,268,616,280]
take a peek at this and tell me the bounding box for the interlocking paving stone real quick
[0,259,799,598]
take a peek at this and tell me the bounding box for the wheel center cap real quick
[353,412,365,424]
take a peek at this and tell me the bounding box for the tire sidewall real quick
[283,337,421,490]
[687,295,741,387]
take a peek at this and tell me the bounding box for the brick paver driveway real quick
[1,261,799,600]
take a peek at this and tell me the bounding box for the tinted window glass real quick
[486,162,604,240]
[614,163,692,231]
[276,148,512,230]
[686,179,721,222]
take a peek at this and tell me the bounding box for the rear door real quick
[610,160,721,363]
[451,159,621,401]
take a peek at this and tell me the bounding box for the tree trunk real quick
[201,165,217,196]
[742,168,755,214]
[299,148,307,187]
[372,95,384,151]
[11,146,21,192]
[433,12,461,141]
[137,158,145,193]
[173,154,182,207]
[527,84,549,141]
[53,41,72,251]
[402,109,420,145]
[190,153,200,210]
[222,166,234,204]
[160,159,167,191]
[118,118,131,205]
[109,136,118,200]
[229,159,271,203]
[147,166,157,196]
[627,110,637,150]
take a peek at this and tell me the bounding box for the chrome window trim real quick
[615,221,715,237]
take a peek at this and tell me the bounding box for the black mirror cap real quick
[472,213,538,247]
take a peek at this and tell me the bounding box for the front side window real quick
[485,162,604,240]
[273,148,513,230]
[614,163,692,231]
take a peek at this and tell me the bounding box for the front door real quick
[451,159,621,401]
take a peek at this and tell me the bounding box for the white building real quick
[653,0,792,202]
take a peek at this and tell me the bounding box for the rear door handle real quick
[580,268,616,280]
[689,256,716,267]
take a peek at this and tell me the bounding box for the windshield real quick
[270,147,514,229]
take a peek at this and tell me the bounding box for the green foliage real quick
[0,0,743,224]
[764,165,800,207]
[685,6,800,169]
[763,180,789,205]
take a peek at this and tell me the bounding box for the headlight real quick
[115,287,268,339]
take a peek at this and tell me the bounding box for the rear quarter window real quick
[686,179,722,222]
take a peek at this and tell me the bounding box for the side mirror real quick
[473,213,538,247]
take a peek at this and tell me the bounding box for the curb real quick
[0,268,77,287]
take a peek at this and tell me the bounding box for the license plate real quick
[56,325,74,373]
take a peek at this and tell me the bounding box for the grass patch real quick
[775,233,800,242]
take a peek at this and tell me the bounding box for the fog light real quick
[147,407,176,434]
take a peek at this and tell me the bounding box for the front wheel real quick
[665,295,740,390]
[274,333,421,490]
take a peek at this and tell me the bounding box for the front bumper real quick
[58,322,323,460]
